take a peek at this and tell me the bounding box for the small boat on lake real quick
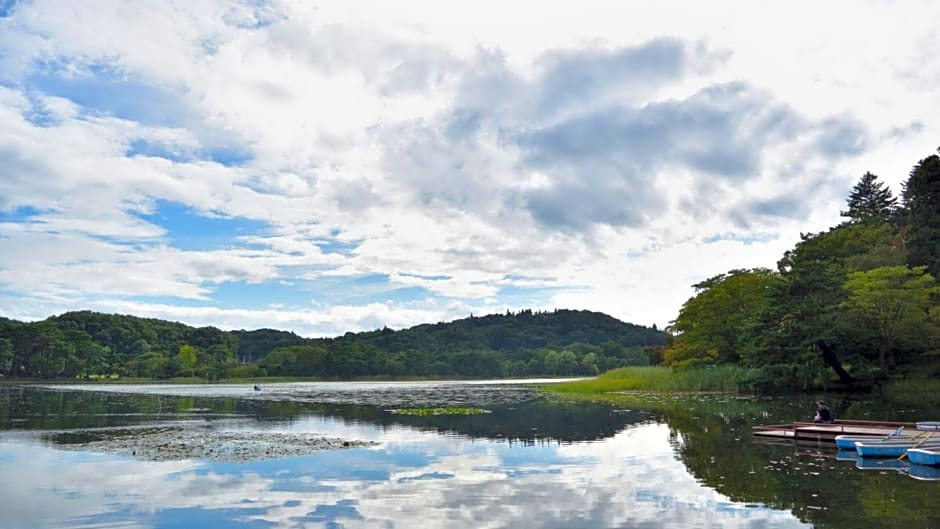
[907,448,940,466]
[854,438,940,458]
[834,426,907,450]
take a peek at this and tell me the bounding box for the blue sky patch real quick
[127,139,194,163]
[211,281,311,310]
[136,200,271,251]
[494,284,561,307]
[203,145,253,167]
[0,0,20,17]
[0,205,43,222]
[154,506,275,529]
[315,239,361,256]
[299,500,363,523]
[25,64,188,127]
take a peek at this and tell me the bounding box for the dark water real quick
[0,381,937,529]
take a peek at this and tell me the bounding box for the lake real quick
[0,381,937,529]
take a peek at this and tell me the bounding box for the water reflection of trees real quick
[639,395,940,529]
[0,386,650,444]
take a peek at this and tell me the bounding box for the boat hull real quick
[835,434,904,450]
[854,441,940,458]
[917,421,940,431]
[907,449,940,466]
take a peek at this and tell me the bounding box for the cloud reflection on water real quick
[0,422,808,529]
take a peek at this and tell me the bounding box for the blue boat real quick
[854,439,940,458]
[835,426,906,450]
[907,448,940,466]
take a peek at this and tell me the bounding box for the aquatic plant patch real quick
[386,407,491,416]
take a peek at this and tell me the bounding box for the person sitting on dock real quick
[813,401,833,424]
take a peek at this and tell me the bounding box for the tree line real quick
[0,309,665,379]
[664,149,940,391]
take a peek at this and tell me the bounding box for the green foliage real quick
[841,171,898,223]
[842,265,940,368]
[176,344,197,377]
[232,328,305,363]
[753,221,906,389]
[902,151,940,277]
[664,268,778,367]
[0,309,664,379]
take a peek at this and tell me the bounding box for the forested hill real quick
[0,309,665,379]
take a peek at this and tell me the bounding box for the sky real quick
[0,0,938,337]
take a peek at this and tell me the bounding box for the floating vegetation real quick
[387,407,491,416]
[45,425,377,462]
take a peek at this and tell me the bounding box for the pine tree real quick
[902,150,940,276]
[840,171,897,223]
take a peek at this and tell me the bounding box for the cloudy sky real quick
[0,0,937,336]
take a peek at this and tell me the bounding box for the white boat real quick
[916,421,940,431]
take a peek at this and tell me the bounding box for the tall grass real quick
[545,365,751,394]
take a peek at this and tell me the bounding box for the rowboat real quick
[834,426,907,450]
[854,439,940,458]
[907,448,940,466]
[916,421,940,431]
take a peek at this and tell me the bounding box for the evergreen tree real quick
[840,171,897,222]
[902,151,940,277]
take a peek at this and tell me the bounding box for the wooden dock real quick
[752,419,918,444]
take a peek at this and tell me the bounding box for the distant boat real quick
[907,448,940,466]
[253,385,262,392]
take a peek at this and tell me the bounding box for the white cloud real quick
[0,0,937,333]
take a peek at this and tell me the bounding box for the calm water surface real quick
[0,381,937,529]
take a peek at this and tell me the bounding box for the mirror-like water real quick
[0,382,937,529]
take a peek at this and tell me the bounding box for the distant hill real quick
[0,309,665,379]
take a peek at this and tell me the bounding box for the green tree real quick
[842,265,940,369]
[840,171,897,223]
[664,268,778,368]
[902,150,940,277]
[176,344,197,377]
[0,337,12,373]
[754,222,905,389]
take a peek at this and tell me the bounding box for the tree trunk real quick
[816,340,855,383]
